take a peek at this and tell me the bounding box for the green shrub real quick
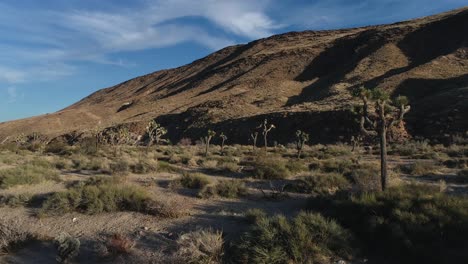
[174,173,212,189]
[0,163,59,189]
[199,180,247,199]
[308,185,468,264]
[252,157,290,180]
[286,173,350,195]
[40,183,153,216]
[232,212,355,263]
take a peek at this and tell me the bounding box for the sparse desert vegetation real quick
[0,132,466,263]
[0,6,467,264]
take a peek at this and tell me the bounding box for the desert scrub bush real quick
[252,156,290,180]
[0,163,59,189]
[232,212,355,264]
[218,161,240,173]
[158,161,181,173]
[106,233,135,255]
[308,184,468,264]
[0,193,34,208]
[44,141,72,155]
[199,180,247,199]
[39,182,153,216]
[442,158,467,169]
[285,160,309,174]
[244,208,267,224]
[171,172,212,189]
[320,159,354,174]
[399,161,439,176]
[109,160,130,175]
[130,159,157,174]
[286,173,351,195]
[347,162,381,192]
[177,229,224,264]
[456,169,468,183]
[445,144,468,158]
[389,139,433,157]
[55,232,80,263]
[0,220,34,254]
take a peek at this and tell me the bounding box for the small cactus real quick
[55,232,80,263]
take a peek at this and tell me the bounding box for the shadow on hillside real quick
[393,74,468,138]
[287,9,468,106]
[286,29,389,105]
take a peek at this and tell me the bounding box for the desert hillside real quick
[1,7,467,143]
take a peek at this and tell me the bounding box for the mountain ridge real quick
[1,7,467,144]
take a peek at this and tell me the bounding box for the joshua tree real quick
[353,87,410,191]
[146,120,168,147]
[203,129,216,156]
[90,126,105,151]
[220,132,228,152]
[250,132,259,151]
[13,133,27,146]
[295,130,309,158]
[258,119,275,150]
[350,135,363,152]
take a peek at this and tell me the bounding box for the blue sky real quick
[0,0,467,122]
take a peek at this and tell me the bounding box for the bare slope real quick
[1,8,467,143]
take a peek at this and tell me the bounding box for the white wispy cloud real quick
[0,0,279,84]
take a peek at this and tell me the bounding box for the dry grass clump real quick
[171,172,212,189]
[199,180,247,199]
[348,162,381,191]
[0,161,59,189]
[286,173,351,195]
[130,159,158,174]
[158,161,182,173]
[176,229,224,264]
[399,161,439,176]
[0,221,33,254]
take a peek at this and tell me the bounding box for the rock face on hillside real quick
[0,8,467,144]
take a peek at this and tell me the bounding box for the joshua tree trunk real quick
[380,126,388,191]
[264,134,268,150]
[221,139,225,152]
[205,141,210,157]
[378,103,388,191]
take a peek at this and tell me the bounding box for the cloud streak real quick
[0,0,279,84]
